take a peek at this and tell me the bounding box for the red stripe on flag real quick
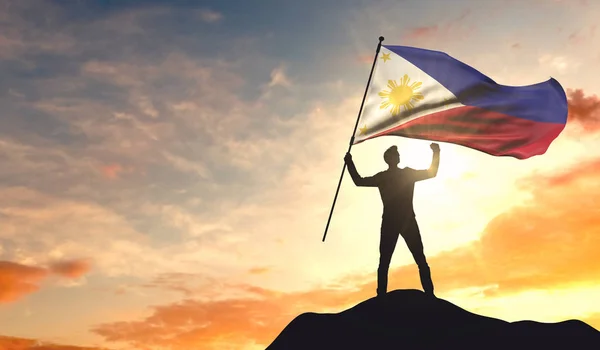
[356,105,565,159]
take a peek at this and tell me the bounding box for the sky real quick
[1,0,600,348]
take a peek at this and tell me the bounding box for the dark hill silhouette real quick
[266,289,600,350]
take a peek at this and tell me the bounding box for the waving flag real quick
[354,45,568,159]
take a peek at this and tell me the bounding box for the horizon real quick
[1,0,600,349]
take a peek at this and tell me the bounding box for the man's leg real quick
[401,218,435,296]
[378,221,400,297]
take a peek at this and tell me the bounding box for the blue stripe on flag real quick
[384,45,568,125]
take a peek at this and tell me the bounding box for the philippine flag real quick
[354,45,568,159]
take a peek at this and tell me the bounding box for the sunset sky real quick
[1,0,600,349]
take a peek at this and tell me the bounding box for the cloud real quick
[355,54,373,64]
[403,10,471,41]
[0,259,92,303]
[569,32,582,44]
[541,0,588,6]
[0,261,48,303]
[538,54,581,74]
[99,164,123,179]
[260,64,293,100]
[0,187,160,278]
[248,267,270,275]
[50,259,92,279]
[139,272,209,296]
[198,9,223,23]
[91,284,372,350]
[161,151,211,179]
[159,204,233,239]
[567,24,597,45]
[0,335,109,350]
[405,25,440,40]
[0,1,76,60]
[566,89,600,133]
[523,157,600,188]
[267,65,292,88]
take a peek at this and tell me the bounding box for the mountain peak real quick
[266,289,599,349]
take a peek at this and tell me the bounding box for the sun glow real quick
[397,140,471,179]
[378,74,424,115]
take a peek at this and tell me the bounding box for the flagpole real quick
[322,36,384,242]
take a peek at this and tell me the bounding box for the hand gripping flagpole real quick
[322,36,384,242]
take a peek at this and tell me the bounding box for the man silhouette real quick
[344,142,440,297]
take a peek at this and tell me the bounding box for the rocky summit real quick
[266,289,600,350]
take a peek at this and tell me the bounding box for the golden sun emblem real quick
[378,74,424,115]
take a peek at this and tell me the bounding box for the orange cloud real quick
[0,259,92,303]
[355,54,373,65]
[248,267,270,275]
[403,10,471,41]
[92,284,374,350]
[566,89,600,132]
[92,156,600,348]
[524,158,600,188]
[405,25,439,40]
[50,259,92,279]
[0,261,48,303]
[99,164,122,179]
[0,335,109,350]
[140,273,199,296]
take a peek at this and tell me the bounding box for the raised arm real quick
[413,143,441,181]
[344,153,380,187]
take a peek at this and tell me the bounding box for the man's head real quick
[383,145,399,167]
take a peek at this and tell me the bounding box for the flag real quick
[354,45,568,159]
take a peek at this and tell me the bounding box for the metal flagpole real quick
[321,36,384,242]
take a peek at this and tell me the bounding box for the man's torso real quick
[375,167,418,221]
